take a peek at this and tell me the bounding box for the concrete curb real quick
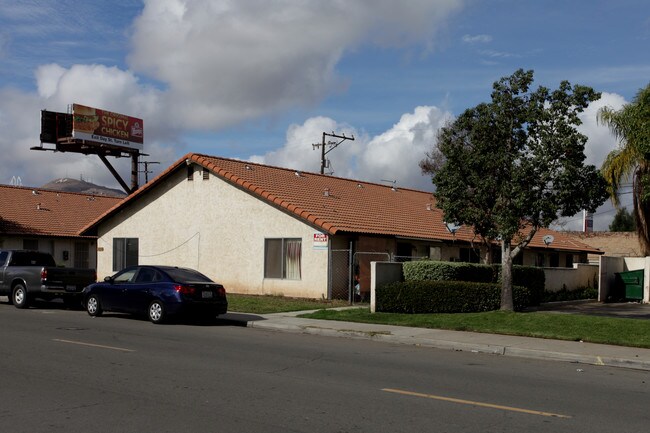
[246,319,650,371]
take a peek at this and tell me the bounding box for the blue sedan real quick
[83,265,227,324]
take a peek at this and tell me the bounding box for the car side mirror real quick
[104,276,114,283]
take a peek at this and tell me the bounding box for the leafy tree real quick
[420,69,608,311]
[599,83,650,252]
[609,207,636,232]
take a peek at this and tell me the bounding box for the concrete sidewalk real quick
[222,309,650,372]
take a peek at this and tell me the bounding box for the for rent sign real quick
[72,103,144,150]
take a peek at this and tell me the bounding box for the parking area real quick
[532,300,650,319]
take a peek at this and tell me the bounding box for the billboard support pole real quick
[131,154,139,192]
[98,154,132,194]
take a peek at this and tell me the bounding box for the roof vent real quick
[36,203,41,210]
[32,190,39,195]
[294,171,302,177]
[245,165,252,170]
[357,183,363,188]
[426,203,432,211]
[324,188,330,197]
[381,179,397,191]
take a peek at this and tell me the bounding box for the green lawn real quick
[227,294,350,314]
[227,295,650,349]
[299,308,650,349]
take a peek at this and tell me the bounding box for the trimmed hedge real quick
[376,280,531,313]
[403,260,494,283]
[403,260,545,306]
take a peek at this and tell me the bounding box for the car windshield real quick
[164,268,213,283]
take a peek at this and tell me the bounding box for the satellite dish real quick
[444,221,461,234]
[542,235,554,246]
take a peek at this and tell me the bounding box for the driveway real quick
[531,300,650,319]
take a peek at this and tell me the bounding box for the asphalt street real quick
[1,304,648,433]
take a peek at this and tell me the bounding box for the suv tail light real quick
[41,268,48,281]
[217,286,226,297]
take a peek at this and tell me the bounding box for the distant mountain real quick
[40,178,127,197]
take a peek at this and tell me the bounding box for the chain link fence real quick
[329,250,393,301]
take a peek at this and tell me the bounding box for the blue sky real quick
[1,0,648,230]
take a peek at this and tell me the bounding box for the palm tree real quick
[599,83,650,254]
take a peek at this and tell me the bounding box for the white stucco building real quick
[81,153,603,300]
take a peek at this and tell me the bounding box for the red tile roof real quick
[81,153,603,254]
[0,184,123,238]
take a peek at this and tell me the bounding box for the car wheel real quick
[12,284,29,309]
[86,295,103,317]
[148,300,165,324]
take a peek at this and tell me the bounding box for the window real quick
[0,251,8,267]
[565,254,574,268]
[264,238,301,280]
[202,168,210,180]
[23,239,38,250]
[74,242,90,268]
[114,268,138,283]
[187,165,194,181]
[536,253,545,267]
[549,252,560,268]
[135,267,162,283]
[459,247,481,263]
[113,238,139,272]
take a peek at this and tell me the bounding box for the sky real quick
[1,0,648,231]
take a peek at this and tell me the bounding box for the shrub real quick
[403,260,494,283]
[491,264,546,306]
[542,286,598,303]
[376,280,531,313]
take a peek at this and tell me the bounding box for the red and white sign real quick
[313,233,328,249]
[72,103,144,150]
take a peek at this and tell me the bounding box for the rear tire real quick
[12,284,29,309]
[148,300,165,324]
[86,295,102,317]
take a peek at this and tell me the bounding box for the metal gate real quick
[328,249,391,302]
[329,249,351,300]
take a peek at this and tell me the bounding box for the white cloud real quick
[462,34,492,44]
[0,63,174,189]
[578,92,627,167]
[0,0,465,189]
[128,0,464,129]
[250,106,453,191]
[556,92,629,231]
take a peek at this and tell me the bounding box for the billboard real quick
[72,103,144,150]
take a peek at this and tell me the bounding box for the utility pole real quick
[312,132,354,175]
[138,160,160,184]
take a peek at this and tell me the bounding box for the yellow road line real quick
[382,388,571,419]
[53,338,135,353]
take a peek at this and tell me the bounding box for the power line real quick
[312,132,354,175]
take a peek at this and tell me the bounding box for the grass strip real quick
[227,294,349,314]
[300,308,650,349]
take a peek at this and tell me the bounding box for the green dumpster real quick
[616,270,644,301]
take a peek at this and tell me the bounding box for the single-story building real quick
[80,153,603,300]
[0,184,123,268]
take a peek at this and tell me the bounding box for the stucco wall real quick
[0,235,96,269]
[599,255,650,303]
[95,166,329,298]
[543,264,598,292]
[370,261,403,313]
